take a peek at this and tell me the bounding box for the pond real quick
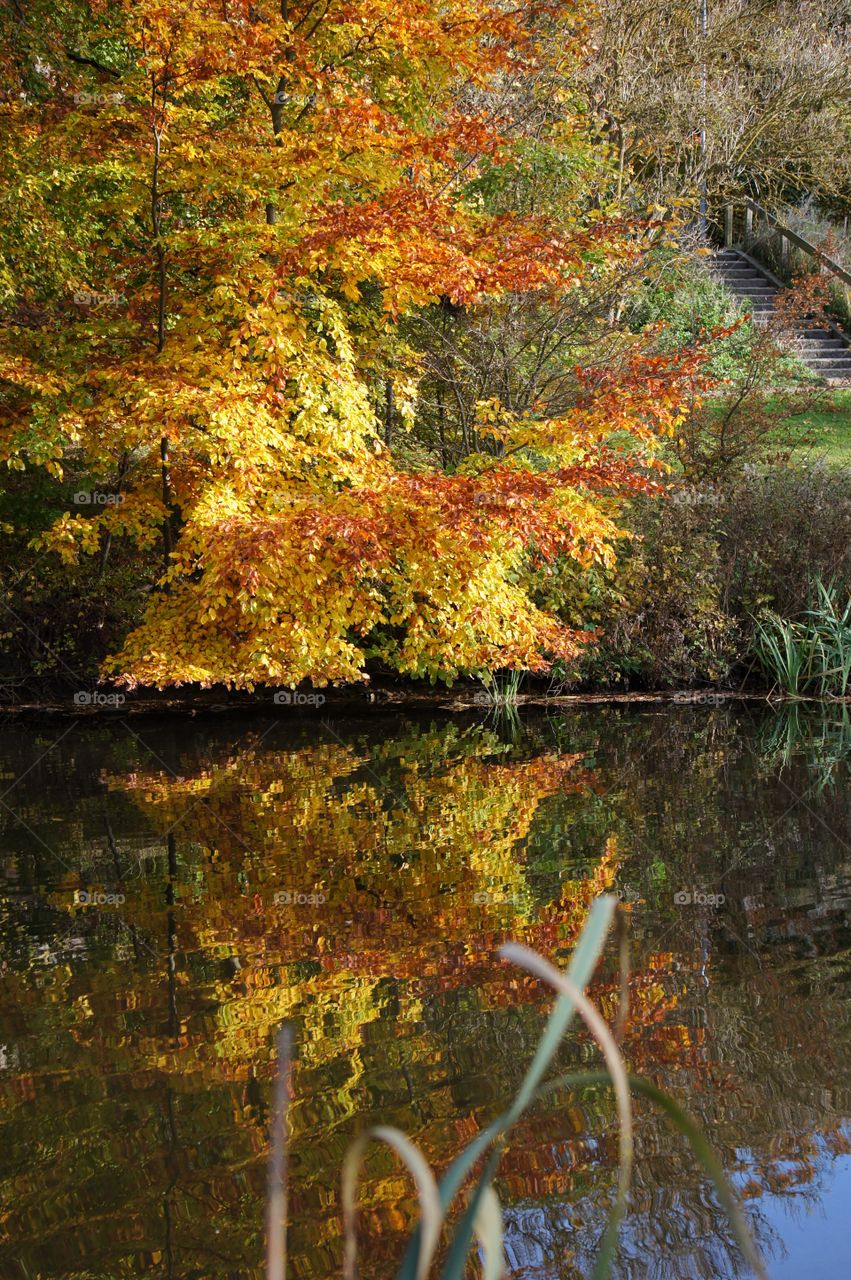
[0,703,849,1280]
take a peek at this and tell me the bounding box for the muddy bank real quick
[0,678,843,719]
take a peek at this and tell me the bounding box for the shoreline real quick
[0,685,848,719]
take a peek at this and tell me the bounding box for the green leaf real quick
[397,895,616,1280]
[536,1072,767,1280]
[440,1148,503,1280]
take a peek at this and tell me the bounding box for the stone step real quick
[801,354,851,366]
[791,341,850,353]
[712,259,851,359]
[712,257,750,266]
[792,344,849,356]
[791,335,845,345]
[712,254,777,289]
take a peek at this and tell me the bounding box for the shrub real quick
[534,465,851,690]
[629,250,826,483]
[719,464,851,618]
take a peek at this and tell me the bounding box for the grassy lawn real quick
[650,387,851,474]
[772,388,851,466]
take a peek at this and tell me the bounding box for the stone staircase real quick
[711,249,851,385]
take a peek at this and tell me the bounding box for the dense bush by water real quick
[538,464,851,690]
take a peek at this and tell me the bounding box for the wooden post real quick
[780,233,790,271]
[744,205,753,243]
[724,204,733,248]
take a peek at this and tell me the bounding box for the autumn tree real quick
[584,0,851,218]
[397,22,658,471]
[1,0,710,690]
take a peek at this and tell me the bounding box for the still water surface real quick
[0,704,849,1280]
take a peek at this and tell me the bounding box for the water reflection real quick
[0,705,848,1279]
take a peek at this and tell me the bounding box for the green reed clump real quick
[757,703,851,796]
[318,899,766,1280]
[752,580,851,697]
[478,669,524,706]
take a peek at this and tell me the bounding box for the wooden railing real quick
[723,197,851,289]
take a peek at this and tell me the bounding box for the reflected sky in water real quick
[759,1153,851,1278]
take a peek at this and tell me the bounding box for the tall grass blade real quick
[440,1148,503,1280]
[537,1071,767,1280]
[341,896,767,1280]
[499,943,633,1280]
[629,1077,767,1280]
[343,1128,442,1280]
[472,1185,505,1280]
[751,580,851,697]
[397,896,616,1280]
[266,1024,292,1280]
